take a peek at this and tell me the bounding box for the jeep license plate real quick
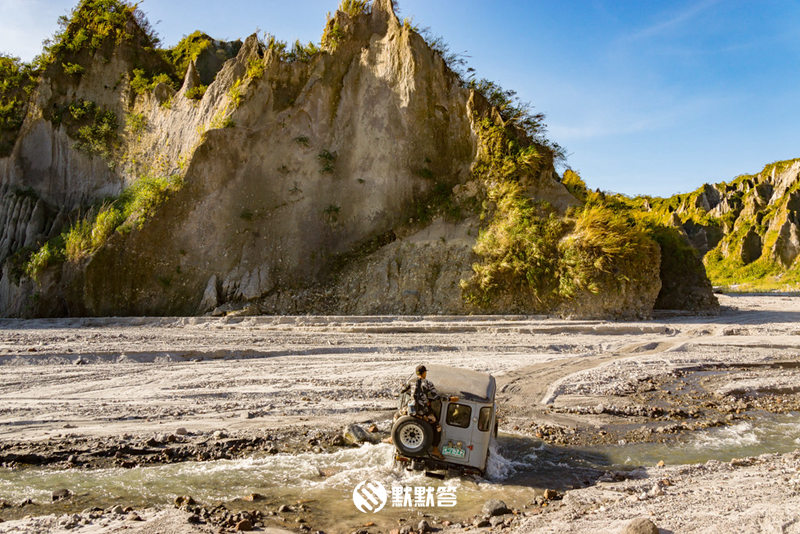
[442,446,466,458]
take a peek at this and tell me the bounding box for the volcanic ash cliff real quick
[0,0,716,318]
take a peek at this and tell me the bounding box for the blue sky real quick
[1,0,799,197]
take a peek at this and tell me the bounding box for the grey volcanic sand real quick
[0,294,799,532]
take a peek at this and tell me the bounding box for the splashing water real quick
[485,439,540,481]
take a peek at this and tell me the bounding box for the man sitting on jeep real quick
[401,364,458,458]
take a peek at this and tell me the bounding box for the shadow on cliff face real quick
[649,224,719,313]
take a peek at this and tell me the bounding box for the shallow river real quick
[2,413,799,531]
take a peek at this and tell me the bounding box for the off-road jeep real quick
[391,364,497,477]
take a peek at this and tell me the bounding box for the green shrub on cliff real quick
[321,15,346,51]
[559,206,656,298]
[168,31,212,81]
[91,204,125,247]
[561,169,588,203]
[117,173,184,231]
[461,89,568,309]
[246,57,266,80]
[25,173,184,279]
[464,182,566,308]
[704,249,781,290]
[339,0,371,17]
[130,68,175,95]
[462,95,660,312]
[463,179,659,311]
[185,84,208,100]
[55,99,119,160]
[0,54,36,156]
[321,0,370,52]
[469,78,564,160]
[25,240,64,282]
[64,219,93,262]
[287,40,320,63]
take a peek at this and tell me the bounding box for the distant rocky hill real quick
[619,159,800,291]
[0,0,717,318]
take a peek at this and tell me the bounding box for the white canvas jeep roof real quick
[425,364,496,402]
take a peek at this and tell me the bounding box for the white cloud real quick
[624,0,720,42]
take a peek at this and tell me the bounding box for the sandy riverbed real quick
[0,294,799,533]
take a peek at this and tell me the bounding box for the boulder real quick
[342,423,380,445]
[482,499,510,517]
[621,517,659,534]
[235,519,253,531]
[174,495,195,507]
[543,488,559,500]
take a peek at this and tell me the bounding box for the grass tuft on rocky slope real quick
[25,174,183,281]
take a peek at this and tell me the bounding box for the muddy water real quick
[2,415,800,531]
[0,442,538,531]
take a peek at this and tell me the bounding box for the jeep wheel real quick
[391,416,433,457]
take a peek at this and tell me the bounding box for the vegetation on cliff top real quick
[35,0,160,71]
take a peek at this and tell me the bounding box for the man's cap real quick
[416,364,427,375]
